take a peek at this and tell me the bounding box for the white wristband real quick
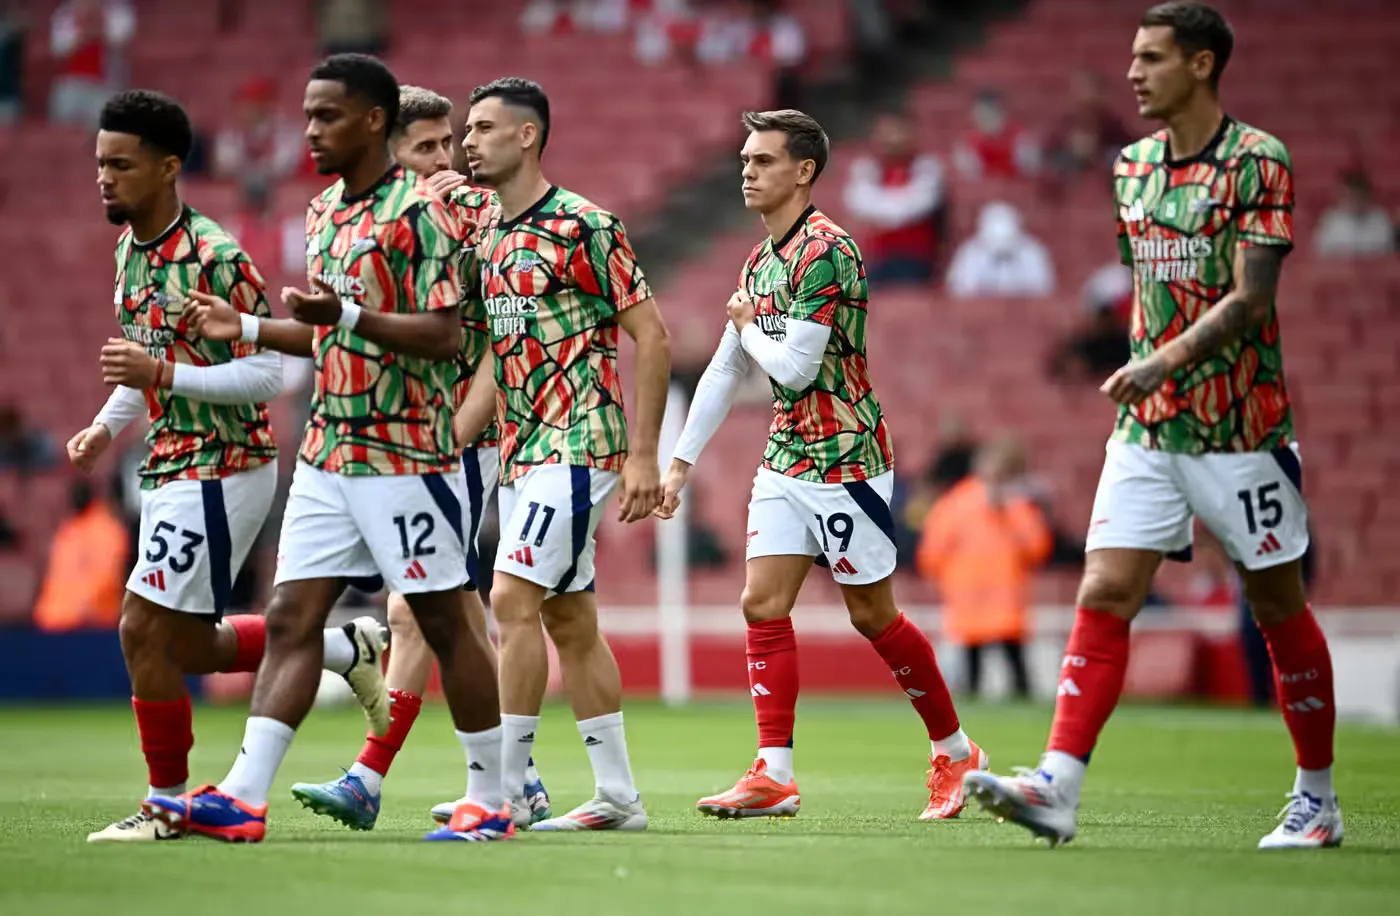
[337,302,363,331]
[239,312,260,344]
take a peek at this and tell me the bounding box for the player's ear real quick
[161,154,182,184]
[796,158,816,187]
[1190,48,1215,85]
[520,119,539,154]
[366,105,387,137]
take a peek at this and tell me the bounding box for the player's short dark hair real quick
[393,86,453,140]
[469,77,551,154]
[742,109,830,182]
[98,90,194,162]
[1140,2,1234,90]
[309,53,400,136]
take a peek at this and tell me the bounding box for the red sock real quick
[869,613,960,740]
[1260,607,1335,770]
[131,695,193,790]
[356,689,423,777]
[747,618,798,748]
[223,614,266,673]
[1047,607,1131,760]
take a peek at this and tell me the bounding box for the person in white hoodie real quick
[946,201,1055,299]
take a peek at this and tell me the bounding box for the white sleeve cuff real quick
[739,318,830,392]
[672,324,749,466]
[169,350,285,405]
[94,385,147,436]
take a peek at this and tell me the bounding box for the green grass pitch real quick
[1,699,1397,915]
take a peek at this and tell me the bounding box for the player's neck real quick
[761,193,813,243]
[496,166,551,222]
[129,193,184,246]
[1164,95,1225,163]
[342,147,396,198]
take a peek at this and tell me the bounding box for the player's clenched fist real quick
[66,423,112,473]
[100,339,160,388]
[653,459,691,520]
[187,289,242,341]
[1100,353,1169,406]
[282,277,345,325]
[726,289,757,332]
[617,454,663,523]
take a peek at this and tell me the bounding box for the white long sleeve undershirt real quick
[738,317,830,391]
[93,350,285,433]
[672,324,750,466]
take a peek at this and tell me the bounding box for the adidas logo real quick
[832,557,859,576]
[509,546,535,567]
[905,688,925,699]
[469,762,485,771]
[518,732,536,743]
[141,569,167,591]
[751,683,770,697]
[1057,678,1081,698]
[1255,532,1283,557]
[403,560,428,580]
[584,736,603,747]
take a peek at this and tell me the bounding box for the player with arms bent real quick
[73,90,389,843]
[289,85,552,830]
[147,55,511,844]
[965,2,1341,850]
[454,77,670,832]
[657,110,986,821]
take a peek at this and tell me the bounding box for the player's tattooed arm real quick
[1160,245,1284,370]
[1102,246,1284,406]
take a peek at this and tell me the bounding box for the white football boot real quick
[529,792,648,832]
[342,617,391,737]
[87,810,182,843]
[1258,792,1344,849]
[963,766,1078,846]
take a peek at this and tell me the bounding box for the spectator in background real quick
[917,436,1050,699]
[1043,71,1131,181]
[316,0,386,56]
[213,77,306,190]
[741,0,806,108]
[946,201,1055,298]
[1314,170,1396,259]
[0,3,25,124]
[223,178,305,291]
[48,0,134,127]
[843,110,945,285]
[0,403,58,546]
[31,480,129,632]
[954,88,1038,180]
[1047,262,1132,382]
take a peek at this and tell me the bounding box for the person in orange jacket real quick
[32,480,130,632]
[916,436,1051,698]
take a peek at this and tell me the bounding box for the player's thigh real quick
[540,589,601,649]
[1084,441,1194,559]
[461,446,500,591]
[789,469,900,588]
[117,588,220,670]
[1183,445,1309,572]
[274,462,379,590]
[347,471,471,595]
[494,465,618,598]
[126,461,278,619]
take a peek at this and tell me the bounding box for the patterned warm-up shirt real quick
[740,205,893,483]
[474,186,651,483]
[1112,117,1295,453]
[299,165,461,475]
[113,206,277,489]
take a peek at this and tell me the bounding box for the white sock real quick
[1294,766,1334,800]
[501,714,540,802]
[458,726,505,810]
[148,783,186,798]
[931,727,972,763]
[525,756,541,786]
[757,747,794,784]
[347,762,384,796]
[578,712,639,803]
[218,716,295,806]
[322,626,357,675]
[1038,750,1088,805]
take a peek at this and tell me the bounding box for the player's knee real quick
[119,594,165,654]
[541,603,596,654]
[490,578,540,627]
[740,585,791,625]
[386,595,425,650]
[845,601,897,640]
[262,595,323,649]
[1074,569,1143,620]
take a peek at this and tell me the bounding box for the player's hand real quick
[653,460,691,520]
[283,278,345,326]
[423,169,469,202]
[187,289,243,341]
[66,423,112,473]
[618,453,663,523]
[1100,354,1169,406]
[100,339,160,388]
[726,290,757,333]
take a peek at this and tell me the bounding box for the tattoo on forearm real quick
[1175,247,1283,364]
